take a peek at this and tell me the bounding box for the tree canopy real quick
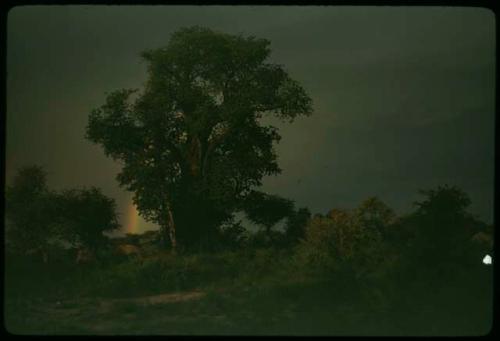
[5,165,120,259]
[5,166,56,254]
[243,190,295,235]
[55,187,120,251]
[284,207,311,244]
[86,26,313,250]
[297,198,398,279]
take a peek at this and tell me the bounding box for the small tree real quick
[297,200,396,279]
[399,185,484,283]
[296,209,356,274]
[354,197,396,238]
[284,207,311,245]
[55,187,120,253]
[242,190,294,238]
[352,198,396,279]
[412,185,477,260]
[5,166,57,259]
[296,214,339,273]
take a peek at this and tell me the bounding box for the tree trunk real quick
[159,224,169,248]
[166,203,177,254]
[188,136,202,178]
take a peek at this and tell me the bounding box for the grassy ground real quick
[3,281,396,335]
[4,249,493,335]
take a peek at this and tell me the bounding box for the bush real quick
[217,220,249,250]
[295,200,397,282]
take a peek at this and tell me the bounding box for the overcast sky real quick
[6,6,495,234]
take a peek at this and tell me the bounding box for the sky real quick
[6,6,496,234]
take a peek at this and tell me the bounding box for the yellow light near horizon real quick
[127,202,140,234]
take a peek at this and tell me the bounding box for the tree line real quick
[5,165,119,262]
[6,164,492,276]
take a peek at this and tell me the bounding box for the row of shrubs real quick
[6,186,493,310]
[4,185,493,336]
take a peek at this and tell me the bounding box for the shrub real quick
[296,200,396,281]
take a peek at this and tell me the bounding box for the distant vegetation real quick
[5,166,493,335]
[5,26,494,335]
[5,165,120,263]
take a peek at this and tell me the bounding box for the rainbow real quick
[126,202,140,234]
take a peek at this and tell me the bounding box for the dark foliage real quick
[55,187,120,251]
[5,166,120,260]
[86,26,312,250]
[242,190,294,236]
[5,166,59,257]
[284,207,311,245]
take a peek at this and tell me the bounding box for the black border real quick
[0,0,497,338]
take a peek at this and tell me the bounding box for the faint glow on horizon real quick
[125,202,159,235]
[483,254,492,265]
[127,202,139,234]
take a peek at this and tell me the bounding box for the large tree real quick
[86,26,312,251]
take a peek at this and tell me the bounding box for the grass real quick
[4,248,494,336]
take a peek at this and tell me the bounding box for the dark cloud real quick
[6,6,495,233]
